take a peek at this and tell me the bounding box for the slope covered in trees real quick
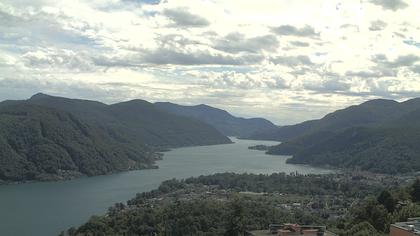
[273,125,420,174]
[0,101,158,182]
[30,93,231,147]
[61,172,420,236]
[247,99,419,141]
[155,102,277,137]
[0,94,231,182]
[261,98,420,174]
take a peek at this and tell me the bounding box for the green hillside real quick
[0,101,157,182]
[266,98,420,174]
[247,99,407,141]
[29,93,231,147]
[0,94,231,182]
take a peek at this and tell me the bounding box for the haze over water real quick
[0,138,332,236]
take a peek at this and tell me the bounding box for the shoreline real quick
[0,140,236,186]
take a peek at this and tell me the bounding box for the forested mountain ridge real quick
[265,98,420,174]
[246,99,414,141]
[154,102,277,137]
[0,94,231,182]
[0,101,158,182]
[29,93,231,147]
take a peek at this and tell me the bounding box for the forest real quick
[60,172,420,236]
[0,94,231,182]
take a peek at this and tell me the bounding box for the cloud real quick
[369,0,409,11]
[185,70,290,90]
[1,0,420,124]
[140,49,263,65]
[322,79,351,92]
[163,8,210,27]
[121,0,160,5]
[213,33,279,54]
[271,55,314,66]
[403,39,420,48]
[369,20,388,31]
[0,77,130,103]
[0,10,22,26]
[373,54,420,67]
[95,48,264,66]
[303,78,351,93]
[0,3,101,51]
[155,34,204,48]
[411,65,420,74]
[289,41,310,47]
[340,24,360,32]
[271,25,318,37]
[22,49,94,72]
[345,68,396,78]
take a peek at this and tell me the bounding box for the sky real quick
[0,0,419,125]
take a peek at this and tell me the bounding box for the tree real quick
[225,198,246,236]
[342,222,381,236]
[393,203,420,223]
[377,190,396,213]
[411,178,420,202]
[352,198,390,233]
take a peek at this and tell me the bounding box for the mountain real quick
[247,99,407,141]
[280,125,420,174]
[154,102,277,137]
[266,98,420,174]
[0,101,158,182]
[29,93,231,147]
[0,94,231,182]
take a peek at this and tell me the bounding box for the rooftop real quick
[391,218,420,235]
[249,224,338,236]
[248,230,337,236]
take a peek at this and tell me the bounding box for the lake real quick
[0,138,332,236]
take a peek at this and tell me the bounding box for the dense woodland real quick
[0,93,231,182]
[29,93,231,147]
[246,98,420,174]
[60,172,420,236]
[278,126,420,174]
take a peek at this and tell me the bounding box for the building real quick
[270,224,327,236]
[248,224,337,236]
[390,218,420,236]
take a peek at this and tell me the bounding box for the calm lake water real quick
[0,138,332,236]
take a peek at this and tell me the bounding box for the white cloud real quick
[369,0,408,11]
[0,0,419,124]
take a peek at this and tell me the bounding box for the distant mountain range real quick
[29,93,231,147]
[253,98,420,174]
[4,92,417,180]
[155,102,277,137]
[0,93,231,182]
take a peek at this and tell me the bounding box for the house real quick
[248,224,337,236]
[266,223,327,236]
[390,218,420,236]
[277,224,325,236]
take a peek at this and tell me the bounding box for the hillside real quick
[0,94,231,182]
[273,126,420,173]
[266,98,420,174]
[0,101,158,182]
[60,173,391,236]
[246,99,410,141]
[155,102,277,137]
[29,93,231,147]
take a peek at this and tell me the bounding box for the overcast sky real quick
[0,0,419,124]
